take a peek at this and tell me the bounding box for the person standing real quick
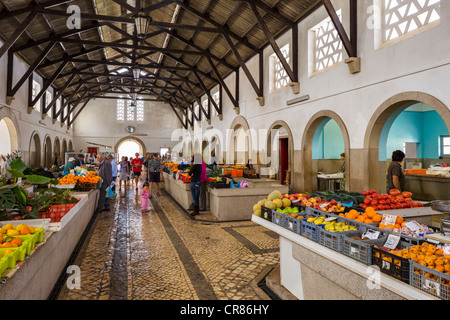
[199,157,208,212]
[118,156,129,191]
[63,157,76,176]
[387,150,406,193]
[188,153,203,217]
[339,152,346,191]
[131,152,143,190]
[108,154,118,194]
[74,154,85,167]
[141,182,151,213]
[147,153,163,198]
[96,153,113,213]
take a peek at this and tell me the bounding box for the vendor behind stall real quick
[63,157,76,175]
[74,154,85,167]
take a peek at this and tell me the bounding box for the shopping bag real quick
[106,186,114,198]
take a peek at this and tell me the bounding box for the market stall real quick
[251,188,450,300]
[0,158,102,299]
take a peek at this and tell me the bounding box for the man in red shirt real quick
[131,152,143,190]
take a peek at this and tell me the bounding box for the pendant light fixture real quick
[133,10,151,41]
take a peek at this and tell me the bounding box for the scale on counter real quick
[427,201,450,244]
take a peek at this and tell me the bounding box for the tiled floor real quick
[57,183,280,300]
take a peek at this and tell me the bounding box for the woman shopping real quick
[188,153,203,217]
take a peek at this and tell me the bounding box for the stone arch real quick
[53,137,61,166]
[62,139,68,157]
[43,135,53,169]
[301,111,350,193]
[114,136,147,157]
[68,140,73,152]
[0,116,19,155]
[228,115,252,165]
[364,91,450,192]
[29,131,42,169]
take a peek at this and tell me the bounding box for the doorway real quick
[280,138,289,185]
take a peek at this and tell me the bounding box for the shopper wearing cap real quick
[63,157,76,175]
[96,153,113,213]
[147,153,163,198]
[74,154,85,167]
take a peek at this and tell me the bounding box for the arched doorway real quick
[115,136,146,160]
[301,111,350,193]
[61,139,67,159]
[54,137,61,166]
[365,92,450,193]
[229,116,252,166]
[68,140,73,152]
[44,136,53,169]
[267,121,295,187]
[29,132,41,169]
[0,117,19,155]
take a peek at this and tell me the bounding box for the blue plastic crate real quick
[271,211,286,228]
[285,215,302,234]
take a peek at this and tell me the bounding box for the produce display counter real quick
[209,184,289,221]
[252,215,437,300]
[163,172,194,210]
[405,174,450,201]
[0,189,99,300]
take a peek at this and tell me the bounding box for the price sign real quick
[443,245,450,256]
[325,217,338,222]
[362,229,380,240]
[319,203,328,209]
[292,199,301,203]
[384,234,401,250]
[405,221,421,232]
[381,214,398,226]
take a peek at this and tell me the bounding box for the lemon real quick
[0,228,6,234]
[4,224,14,231]
[28,226,35,234]
[7,229,20,237]
[16,224,25,232]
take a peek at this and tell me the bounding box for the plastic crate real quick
[261,206,274,222]
[10,228,45,255]
[300,219,326,242]
[285,215,302,234]
[410,262,450,300]
[371,240,413,284]
[317,217,363,253]
[342,230,387,265]
[271,212,286,228]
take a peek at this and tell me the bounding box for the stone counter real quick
[0,189,99,300]
[163,172,193,210]
[405,174,450,201]
[209,184,289,221]
[252,215,437,300]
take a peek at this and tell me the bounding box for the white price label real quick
[382,214,398,226]
[292,199,301,203]
[405,221,421,232]
[325,217,338,222]
[443,245,450,256]
[384,234,401,250]
[320,203,329,209]
[362,229,380,240]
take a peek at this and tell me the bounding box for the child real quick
[141,182,151,212]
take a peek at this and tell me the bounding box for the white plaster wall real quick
[188,0,450,153]
[0,44,74,168]
[72,98,182,155]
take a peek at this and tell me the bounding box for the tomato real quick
[371,200,379,206]
[361,204,368,210]
[381,194,389,199]
[417,202,424,207]
[396,203,403,209]
[12,216,22,220]
[385,199,391,205]
[402,192,413,198]
[379,200,386,205]
[362,191,369,196]
[390,204,397,210]
[399,198,406,203]
[390,189,401,196]
[364,198,372,205]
